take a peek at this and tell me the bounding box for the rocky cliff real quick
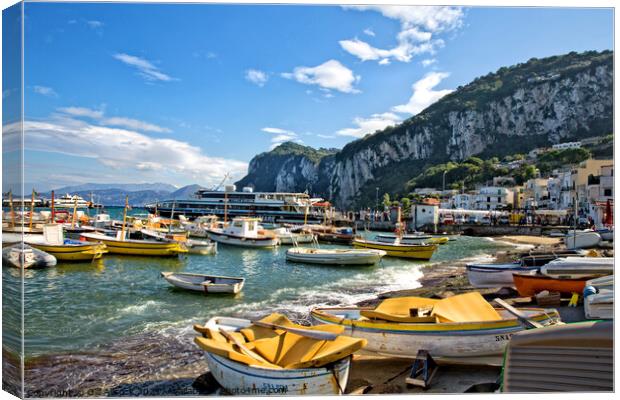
[237,50,613,207]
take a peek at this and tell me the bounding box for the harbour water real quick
[2,208,516,393]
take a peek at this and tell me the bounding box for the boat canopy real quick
[360,292,501,323]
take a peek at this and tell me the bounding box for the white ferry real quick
[52,194,91,208]
[145,186,327,224]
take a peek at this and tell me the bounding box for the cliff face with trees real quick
[236,50,613,207]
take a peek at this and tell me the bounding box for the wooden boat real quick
[272,227,315,245]
[540,257,614,279]
[502,320,612,392]
[466,262,538,288]
[2,244,57,269]
[311,292,561,366]
[193,313,366,395]
[161,272,244,294]
[564,230,601,249]
[583,275,613,320]
[306,225,355,244]
[352,238,437,260]
[80,232,188,256]
[512,273,589,297]
[207,217,279,248]
[141,228,217,255]
[286,247,386,265]
[376,234,449,245]
[30,240,108,261]
[518,249,584,267]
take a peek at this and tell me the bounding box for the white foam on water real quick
[117,300,164,316]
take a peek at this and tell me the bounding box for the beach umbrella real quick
[604,199,613,226]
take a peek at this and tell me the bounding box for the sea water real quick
[2,207,514,391]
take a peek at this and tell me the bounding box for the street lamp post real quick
[375,187,379,210]
[443,170,448,192]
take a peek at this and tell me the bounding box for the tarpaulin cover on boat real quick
[360,297,439,322]
[194,313,365,369]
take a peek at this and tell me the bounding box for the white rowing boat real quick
[193,314,366,395]
[564,230,602,249]
[540,257,614,279]
[286,247,386,265]
[466,262,539,288]
[161,272,244,294]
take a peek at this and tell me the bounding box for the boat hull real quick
[278,233,315,245]
[30,242,108,261]
[564,231,602,249]
[2,245,57,269]
[80,233,187,256]
[513,273,589,297]
[205,352,351,395]
[311,308,560,366]
[352,239,436,260]
[466,263,538,288]
[286,248,385,265]
[207,230,278,248]
[162,272,244,294]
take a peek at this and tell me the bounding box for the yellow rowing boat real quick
[80,233,188,256]
[29,241,107,261]
[352,238,437,260]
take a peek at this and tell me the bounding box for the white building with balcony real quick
[475,187,514,210]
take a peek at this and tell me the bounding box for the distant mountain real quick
[51,182,178,193]
[236,50,613,207]
[169,184,206,199]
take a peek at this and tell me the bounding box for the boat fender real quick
[583,285,597,298]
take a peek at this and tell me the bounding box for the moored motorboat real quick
[207,217,279,248]
[352,238,437,260]
[161,272,244,294]
[311,292,561,366]
[192,313,367,395]
[286,247,386,265]
[512,273,589,297]
[540,257,614,279]
[80,232,187,256]
[141,228,217,255]
[2,244,57,269]
[466,262,538,288]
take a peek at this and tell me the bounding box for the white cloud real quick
[392,72,453,115]
[363,28,375,37]
[345,5,464,32]
[57,106,170,133]
[86,20,103,28]
[4,117,248,186]
[57,106,104,119]
[340,6,463,64]
[100,117,171,133]
[421,58,437,67]
[113,53,176,82]
[33,86,58,97]
[336,112,401,138]
[245,69,268,87]
[282,59,360,94]
[317,134,336,139]
[261,127,302,149]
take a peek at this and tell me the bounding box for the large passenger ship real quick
[145,186,328,224]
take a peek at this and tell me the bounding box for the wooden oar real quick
[251,320,339,341]
[494,298,543,329]
[218,328,270,364]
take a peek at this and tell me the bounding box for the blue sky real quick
[3,3,614,191]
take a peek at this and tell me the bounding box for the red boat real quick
[512,273,589,297]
